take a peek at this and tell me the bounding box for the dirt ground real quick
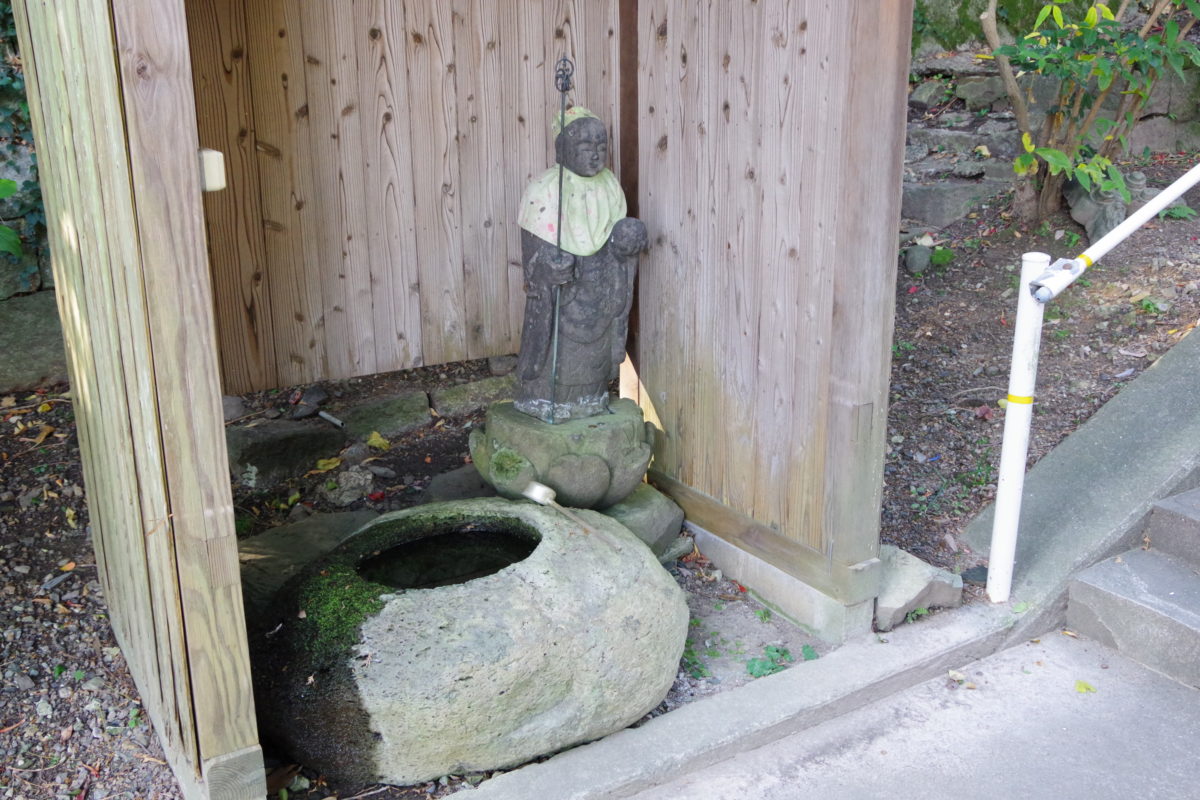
[884,153,1200,596]
[2,155,1198,798]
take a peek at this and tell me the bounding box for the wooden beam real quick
[650,470,882,605]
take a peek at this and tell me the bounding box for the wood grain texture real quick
[244,0,328,386]
[14,0,199,773]
[203,1,622,391]
[186,0,275,390]
[111,0,262,775]
[636,1,910,591]
[356,0,423,369]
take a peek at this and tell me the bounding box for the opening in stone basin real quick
[356,519,540,590]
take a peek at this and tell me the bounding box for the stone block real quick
[689,525,874,644]
[600,484,685,556]
[253,499,688,787]
[425,464,498,503]
[1067,548,1200,687]
[431,374,516,418]
[874,545,963,632]
[909,80,947,110]
[954,75,1006,109]
[340,390,430,439]
[902,178,1008,227]
[0,290,67,394]
[470,399,653,509]
[226,419,346,488]
[239,510,379,615]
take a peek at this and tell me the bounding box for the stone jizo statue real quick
[513,106,647,423]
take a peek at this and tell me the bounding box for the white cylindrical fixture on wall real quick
[987,251,1052,604]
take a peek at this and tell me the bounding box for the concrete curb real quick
[463,604,1016,799]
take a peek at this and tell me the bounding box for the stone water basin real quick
[253,497,688,787]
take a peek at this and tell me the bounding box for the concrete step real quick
[1067,548,1200,688]
[1144,487,1200,568]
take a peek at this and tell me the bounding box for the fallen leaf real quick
[37,402,51,413]
[974,404,994,421]
[1118,346,1148,358]
[64,508,77,529]
[297,609,307,619]
[1061,629,1079,638]
[974,145,991,158]
[1075,679,1097,693]
[965,682,978,690]
[0,396,14,408]
[306,674,315,686]
[367,491,386,502]
[424,455,433,464]
[1011,601,1029,613]
[31,424,54,446]
[60,725,73,741]
[366,431,391,451]
[60,561,76,572]
[947,669,967,683]
[309,457,342,475]
[914,233,935,247]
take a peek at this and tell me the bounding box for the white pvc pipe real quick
[1033,159,1200,303]
[987,252,1051,603]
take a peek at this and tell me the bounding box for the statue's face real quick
[557,118,608,177]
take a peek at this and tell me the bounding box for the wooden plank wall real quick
[636,0,911,589]
[189,0,624,393]
[13,1,265,797]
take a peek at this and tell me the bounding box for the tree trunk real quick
[1036,173,1066,221]
[1012,175,1040,225]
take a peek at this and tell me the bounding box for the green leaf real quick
[1051,5,1064,28]
[0,178,16,200]
[0,226,21,257]
[1034,5,1053,31]
[1075,169,1092,192]
[1075,679,1097,693]
[1035,147,1074,175]
[1084,6,1097,28]
[801,644,819,661]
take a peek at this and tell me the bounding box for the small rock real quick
[874,545,963,632]
[81,677,105,692]
[263,408,282,420]
[487,355,518,376]
[14,673,35,691]
[286,503,314,523]
[954,75,1006,110]
[908,80,946,110]
[292,386,330,419]
[317,467,375,508]
[341,442,371,466]
[222,395,247,422]
[17,487,41,509]
[367,464,398,481]
[912,452,928,464]
[36,699,53,718]
[903,245,932,275]
[961,565,988,586]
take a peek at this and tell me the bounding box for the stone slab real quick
[902,178,1009,228]
[238,510,379,616]
[1144,487,1200,568]
[688,524,874,644]
[600,484,684,556]
[0,290,67,394]
[226,419,347,488]
[963,325,1200,643]
[425,464,498,503]
[627,635,1200,800]
[1067,548,1200,687]
[431,375,516,418]
[340,390,431,439]
[874,545,963,632]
